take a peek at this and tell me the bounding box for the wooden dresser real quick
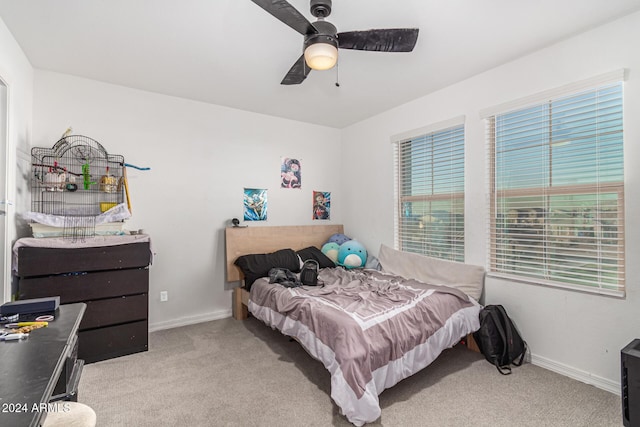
[14,236,151,364]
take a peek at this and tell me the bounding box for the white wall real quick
[0,16,33,301]
[341,11,640,392]
[32,71,342,330]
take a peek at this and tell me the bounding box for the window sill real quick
[486,272,625,298]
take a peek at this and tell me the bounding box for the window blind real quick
[486,82,624,295]
[394,123,465,262]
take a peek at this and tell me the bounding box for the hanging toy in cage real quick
[100,166,118,193]
[43,167,63,192]
[65,172,78,192]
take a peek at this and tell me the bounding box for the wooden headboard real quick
[225,224,344,282]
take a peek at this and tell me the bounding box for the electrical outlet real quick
[160,291,168,302]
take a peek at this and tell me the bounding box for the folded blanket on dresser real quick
[248,267,481,426]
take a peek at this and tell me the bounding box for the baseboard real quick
[531,353,621,396]
[149,309,232,332]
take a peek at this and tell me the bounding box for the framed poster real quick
[281,157,301,189]
[312,191,330,220]
[244,188,267,221]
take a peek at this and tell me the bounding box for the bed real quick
[225,225,483,426]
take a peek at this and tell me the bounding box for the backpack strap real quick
[513,341,527,366]
[495,305,527,367]
[488,308,512,375]
[495,306,513,354]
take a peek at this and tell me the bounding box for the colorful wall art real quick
[244,188,267,221]
[281,157,301,189]
[312,191,330,220]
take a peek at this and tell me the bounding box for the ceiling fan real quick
[251,0,419,85]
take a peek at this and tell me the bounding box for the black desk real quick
[0,303,86,427]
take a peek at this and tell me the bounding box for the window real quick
[486,79,624,295]
[394,120,465,262]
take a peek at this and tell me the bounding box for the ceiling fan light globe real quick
[304,43,338,70]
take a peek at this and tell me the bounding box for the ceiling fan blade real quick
[281,55,311,85]
[251,0,318,36]
[337,28,419,52]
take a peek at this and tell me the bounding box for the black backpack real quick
[473,304,527,375]
[300,260,319,286]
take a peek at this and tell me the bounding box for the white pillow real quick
[378,244,484,300]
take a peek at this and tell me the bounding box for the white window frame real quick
[482,70,626,297]
[392,116,465,262]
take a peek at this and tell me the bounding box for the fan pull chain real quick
[335,60,340,87]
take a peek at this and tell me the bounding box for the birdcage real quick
[30,135,125,240]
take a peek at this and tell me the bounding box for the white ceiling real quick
[1,0,640,128]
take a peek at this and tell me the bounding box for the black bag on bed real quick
[300,259,319,286]
[473,304,527,375]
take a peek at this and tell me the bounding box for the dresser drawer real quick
[80,294,148,330]
[16,242,151,277]
[79,320,148,364]
[18,268,149,302]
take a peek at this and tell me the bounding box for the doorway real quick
[0,78,8,302]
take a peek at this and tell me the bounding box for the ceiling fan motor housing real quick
[304,20,337,50]
[310,0,332,18]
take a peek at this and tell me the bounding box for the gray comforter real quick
[249,267,481,426]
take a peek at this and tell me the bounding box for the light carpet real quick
[78,316,621,426]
